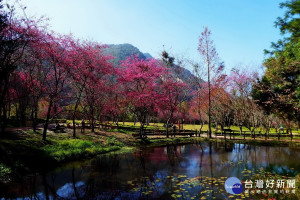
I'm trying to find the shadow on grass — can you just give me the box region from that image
[0,137,58,182]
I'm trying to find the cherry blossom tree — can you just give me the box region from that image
[190,86,208,133]
[158,77,189,137]
[118,55,165,138]
[28,31,72,140]
[229,69,259,135]
[66,40,113,136]
[0,2,41,133]
[105,82,129,129]
[81,52,113,133]
[159,50,191,137]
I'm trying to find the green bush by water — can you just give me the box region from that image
[43,139,121,162]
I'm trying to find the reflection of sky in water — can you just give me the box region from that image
[15,192,49,200]
[56,181,85,198]
[2,142,300,199]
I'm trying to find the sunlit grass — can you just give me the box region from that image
[61,120,299,135]
[117,122,300,134]
[43,139,121,162]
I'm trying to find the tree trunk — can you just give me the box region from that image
[139,123,144,139]
[91,118,95,132]
[1,103,7,134]
[166,120,170,138]
[239,125,243,135]
[116,118,119,130]
[0,77,9,134]
[199,121,204,136]
[72,118,77,137]
[31,103,38,133]
[72,101,80,138]
[43,99,53,141]
[208,63,212,139]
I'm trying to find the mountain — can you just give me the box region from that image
[105,43,147,66]
[143,53,153,59]
[104,43,196,84]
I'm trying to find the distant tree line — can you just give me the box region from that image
[0,0,298,141]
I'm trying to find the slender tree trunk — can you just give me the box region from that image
[72,80,86,137]
[139,123,144,139]
[91,117,95,132]
[72,117,77,136]
[33,108,38,132]
[72,168,80,199]
[0,77,10,134]
[220,124,224,135]
[42,173,50,200]
[1,103,7,134]
[239,125,243,135]
[166,119,170,138]
[7,101,11,118]
[116,118,119,130]
[43,99,53,141]
[31,105,38,133]
[208,58,212,139]
[199,121,204,136]
[72,99,81,138]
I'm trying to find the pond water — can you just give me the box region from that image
[1,142,299,199]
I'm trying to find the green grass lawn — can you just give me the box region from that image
[0,129,128,181]
[115,122,299,134]
[62,120,299,135]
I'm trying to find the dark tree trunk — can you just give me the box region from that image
[43,99,53,141]
[166,119,170,138]
[139,124,144,139]
[91,118,95,132]
[116,118,119,130]
[0,77,9,134]
[72,99,81,138]
[239,125,243,135]
[31,103,39,133]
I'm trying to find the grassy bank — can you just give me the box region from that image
[0,129,132,182]
[1,126,300,183]
[138,137,210,147]
[139,135,300,149]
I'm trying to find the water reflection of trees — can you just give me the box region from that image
[2,142,300,199]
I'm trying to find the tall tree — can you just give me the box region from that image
[252,0,300,125]
[197,27,223,138]
[0,2,37,133]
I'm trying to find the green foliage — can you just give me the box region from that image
[0,163,11,181]
[43,139,121,162]
[253,41,300,121]
[275,0,300,40]
[66,119,81,125]
[253,0,300,122]
[107,136,114,145]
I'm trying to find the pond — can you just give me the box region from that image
[0,141,299,199]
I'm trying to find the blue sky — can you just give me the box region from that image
[21,0,284,73]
